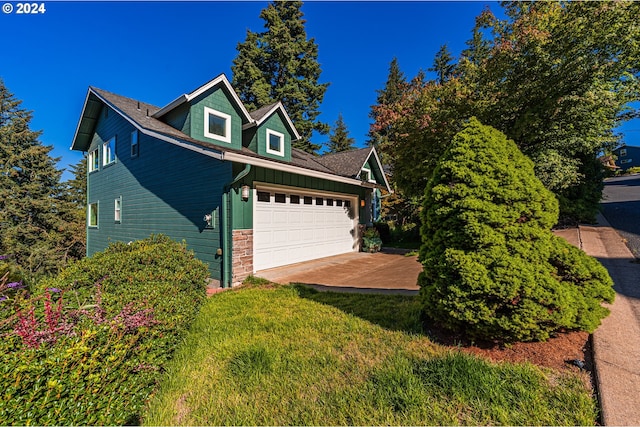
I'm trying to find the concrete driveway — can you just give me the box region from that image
[255,250,422,295]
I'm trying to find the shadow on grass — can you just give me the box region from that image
[293,284,424,335]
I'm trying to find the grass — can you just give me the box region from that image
[142,283,597,426]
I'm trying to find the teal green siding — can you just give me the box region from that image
[162,103,190,134]
[189,86,244,150]
[86,106,232,279]
[250,112,293,162]
[232,166,368,229]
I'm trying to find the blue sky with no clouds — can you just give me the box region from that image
[1,1,638,181]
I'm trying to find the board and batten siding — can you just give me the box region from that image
[231,165,368,230]
[86,105,231,280]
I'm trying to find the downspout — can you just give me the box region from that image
[221,164,252,288]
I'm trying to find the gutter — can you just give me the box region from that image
[221,164,252,288]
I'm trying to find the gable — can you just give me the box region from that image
[188,84,248,150]
[245,109,293,162]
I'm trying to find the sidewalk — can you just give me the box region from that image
[555,213,640,426]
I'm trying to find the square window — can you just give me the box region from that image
[103,137,116,166]
[131,130,139,158]
[290,195,300,204]
[88,202,98,227]
[344,200,351,208]
[204,107,231,143]
[316,197,324,206]
[336,200,343,207]
[304,196,313,205]
[620,148,628,157]
[88,149,99,172]
[266,129,285,156]
[257,191,271,202]
[327,198,334,206]
[114,197,122,222]
[275,193,286,203]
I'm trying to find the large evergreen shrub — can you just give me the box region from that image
[419,118,614,342]
[0,235,209,425]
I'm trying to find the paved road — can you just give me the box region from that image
[601,175,640,258]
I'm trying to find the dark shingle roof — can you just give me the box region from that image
[315,148,373,178]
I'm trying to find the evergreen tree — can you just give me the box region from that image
[428,44,456,84]
[367,57,407,147]
[419,118,614,342]
[326,113,355,153]
[232,0,329,153]
[0,80,76,278]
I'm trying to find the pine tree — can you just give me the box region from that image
[326,113,355,153]
[0,80,75,278]
[367,57,407,147]
[232,1,329,153]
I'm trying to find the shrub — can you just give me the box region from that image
[0,235,209,425]
[419,118,615,342]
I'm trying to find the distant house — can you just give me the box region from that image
[612,145,640,171]
[71,74,390,287]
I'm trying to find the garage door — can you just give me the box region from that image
[253,187,358,271]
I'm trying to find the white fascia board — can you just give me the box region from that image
[152,74,254,124]
[87,88,224,161]
[223,151,374,188]
[70,88,93,151]
[367,147,392,193]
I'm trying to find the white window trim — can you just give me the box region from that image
[88,148,99,172]
[361,166,376,183]
[204,107,231,143]
[88,202,99,228]
[114,197,122,223]
[620,148,627,157]
[131,130,139,158]
[266,128,285,156]
[102,137,116,166]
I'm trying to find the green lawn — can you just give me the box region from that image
[142,282,597,426]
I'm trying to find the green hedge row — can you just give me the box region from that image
[0,235,209,425]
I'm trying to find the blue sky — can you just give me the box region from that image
[2,1,638,181]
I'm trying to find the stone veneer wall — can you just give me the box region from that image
[232,229,253,287]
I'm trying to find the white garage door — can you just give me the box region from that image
[253,187,358,271]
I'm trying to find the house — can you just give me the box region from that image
[71,74,390,288]
[612,145,640,171]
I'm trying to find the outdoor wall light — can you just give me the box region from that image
[241,185,250,201]
[360,199,365,207]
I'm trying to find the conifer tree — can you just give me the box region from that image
[0,80,76,278]
[327,113,355,153]
[367,57,407,147]
[428,44,456,84]
[232,0,329,153]
[419,118,615,342]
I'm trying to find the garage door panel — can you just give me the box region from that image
[254,188,357,271]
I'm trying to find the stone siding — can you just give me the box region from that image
[232,229,253,286]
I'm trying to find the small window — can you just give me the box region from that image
[257,191,271,202]
[336,200,343,207]
[344,200,351,208]
[620,148,627,157]
[103,137,116,166]
[290,195,300,204]
[304,196,313,205]
[204,107,231,143]
[131,130,139,158]
[88,202,98,227]
[275,193,286,203]
[327,198,334,206]
[266,129,285,156]
[88,149,99,172]
[114,197,122,222]
[316,197,324,206]
[621,159,633,164]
